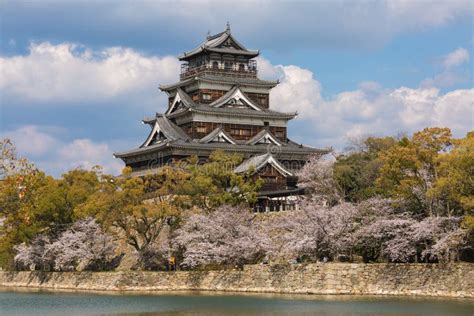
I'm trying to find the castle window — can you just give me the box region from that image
[275,131,285,138]
[263,176,278,183]
[202,93,211,100]
[196,126,207,133]
[212,61,219,69]
[231,128,251,136]
[238,63,245,71]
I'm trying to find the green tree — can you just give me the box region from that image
[0,139,47,267]
[0,139,107,268]
[334,136,397,202]
[429,131,474,223]
[76,167,180,263]
[176,151,263,211]
[376,127,452,215]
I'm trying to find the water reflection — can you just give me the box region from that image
[1,288,472,316]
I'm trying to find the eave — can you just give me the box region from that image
[159,76,278,92]
[166,106,297,120]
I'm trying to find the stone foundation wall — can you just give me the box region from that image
[1,263,473,298]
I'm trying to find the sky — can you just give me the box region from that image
[0,0,473,176]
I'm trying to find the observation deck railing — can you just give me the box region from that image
[180,60,257,80]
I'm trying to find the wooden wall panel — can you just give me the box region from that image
[246,92,269,109]
[181,122,287,142]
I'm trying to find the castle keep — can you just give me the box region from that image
[115,25,329,211]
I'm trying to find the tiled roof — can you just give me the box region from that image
[115,139,329,159]
[178,27,258,61]
[166,88,196,114]
[138,115,190,148]
[209,86,264,111]
[234,153,293,176]
[156,116,190,141]
[198,127,237,144]
[204,47,258,56]
[159,87,294,119]
[245,129,284,146]
[170,140,327,154]
[166,103,297,120]
[159,75,278,91]
[114,141,170,157]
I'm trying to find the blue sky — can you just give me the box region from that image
[1,1,473,176]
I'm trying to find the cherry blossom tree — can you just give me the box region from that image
[354,198,467,262]
[412,217,467,262]
[173,205,269,268]
[14,234,54,271]
[48,218,117,271]
[14,218,118,271]
[275,199,358,262]
[297,154,342,206]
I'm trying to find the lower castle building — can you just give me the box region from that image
[114,24,329,211]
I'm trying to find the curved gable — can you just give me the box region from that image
[199,127,237,144]
[210,86,263,111]
[234,153,293,177]
[166,89,194,114]
[246,130,283,146]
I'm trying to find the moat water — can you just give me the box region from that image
[0,288,472,316]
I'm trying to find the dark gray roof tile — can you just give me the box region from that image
[178,28,258,60]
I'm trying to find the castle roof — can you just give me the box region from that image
[160,86,296,120]
[234,153,293,177]
[140,115,190,147]
[210,85,263,111]
[178,25,259,61]
[198,127,237,144]
[245,129,284,146]
[159,74,278,92]
[115,116,329,159]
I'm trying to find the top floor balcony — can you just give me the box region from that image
[180,59,257,80]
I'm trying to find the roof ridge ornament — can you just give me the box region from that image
[226,21,231,33]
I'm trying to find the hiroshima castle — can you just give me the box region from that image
[115,24,329,211]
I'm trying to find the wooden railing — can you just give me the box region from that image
[180,62,258,80]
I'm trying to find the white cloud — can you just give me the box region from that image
[2,125,57,156]
[420,70,469,88]
[0,42,180,105]
[56,139,123,174]
[264,57,473,148]
[1,125,123,176]
[442,47,470,69]
[421,47,471,88]
[385,0,471,30]
[432,88,474,133]
[269,65,323,119]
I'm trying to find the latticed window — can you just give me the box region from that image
[263,176,278,183]
[275,130,285,138]
[196,126,207,133]
[231,128,251,136]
